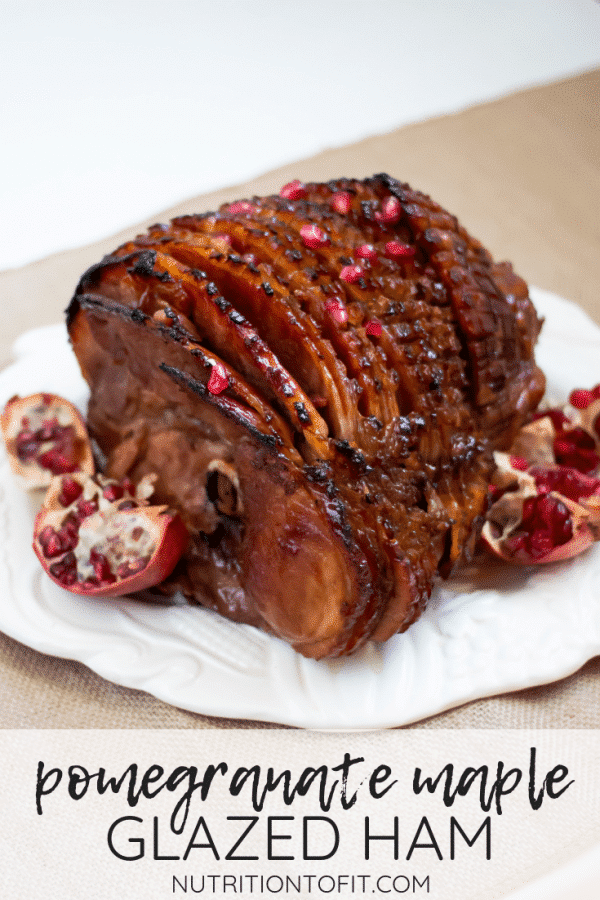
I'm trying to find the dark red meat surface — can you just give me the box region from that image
[67,174,545,657]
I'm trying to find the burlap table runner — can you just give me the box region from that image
[0,69,598,729]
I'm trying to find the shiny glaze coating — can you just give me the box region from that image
[67,175,545,657]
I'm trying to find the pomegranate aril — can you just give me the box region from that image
[339,264,364,284]
[226,200,255,215]
[76,498,99,521]
[90,549,116,584]
[592,384,600,399]
[331,192,352,215]
[356,244,378,263]
[49,552,77,586]
[531,466,600,502]
[325,298,348,325]
[58,477,83,506]
[554,430,600,473]
[102,483,124,502]
[375,196,401,224]
[207,361,229,395]
[365,320,382,337]
[385,240,416,259]
[569,388,594,409]
[38,526,63,558]
[279,180,307,200]
[300,224,329,249]
[509,455,529,471]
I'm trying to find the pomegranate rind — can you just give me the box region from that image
[482,452,600,566]
[1,393,95,489]
[33,472,188,598]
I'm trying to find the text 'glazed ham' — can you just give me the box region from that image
[67,174,545,658]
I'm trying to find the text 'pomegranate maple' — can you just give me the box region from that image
[66,174,545,658]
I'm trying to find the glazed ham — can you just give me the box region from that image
[67,174,545,658]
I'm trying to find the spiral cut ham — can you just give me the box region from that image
[67,174,545,658]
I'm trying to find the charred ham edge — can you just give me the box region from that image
[119,227,358,448]
[68,295,381,658]
[73,250,329,460]
[67,293,300,463]
[166,219,361,444]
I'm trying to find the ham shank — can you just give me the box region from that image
[67,174,545,658]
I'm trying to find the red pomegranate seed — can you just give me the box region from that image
[365,320,382,337]
[331,192,352,215]
[280,180,307,200]
[76,498,98,521]
[554,429,600,473]
[49,552,77,586]
[300,224,329,249]
[339,264,364,284]
[226,200,255,215]
[207,361,229,395]
[592,384,600,399]
[531,466,600,501]
[41,393,53,406]
[385,240,416,259]
[102,483,125,502]
[38,526,63,558]
[90,549,115,584]
[356,244,378,263]
[58,477,83,507]
[375,196,401,224]
[325,298,348,325]
[509,455,529,471]
[569,388,594,409]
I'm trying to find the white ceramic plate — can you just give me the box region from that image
[0,287,599,729]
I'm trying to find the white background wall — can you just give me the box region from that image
[2,0,600,270]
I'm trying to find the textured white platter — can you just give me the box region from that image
[0,287,599,729]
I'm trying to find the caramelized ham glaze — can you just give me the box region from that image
[67,174,545,657]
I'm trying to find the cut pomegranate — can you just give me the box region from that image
[1,393,95,489]
[481,452,600,565]
[529,388,600,475]
[33,472,188,597]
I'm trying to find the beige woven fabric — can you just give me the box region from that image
[0,70,598,729]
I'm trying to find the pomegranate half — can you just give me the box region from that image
[1,392,94,489]
[33,472,188,597]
